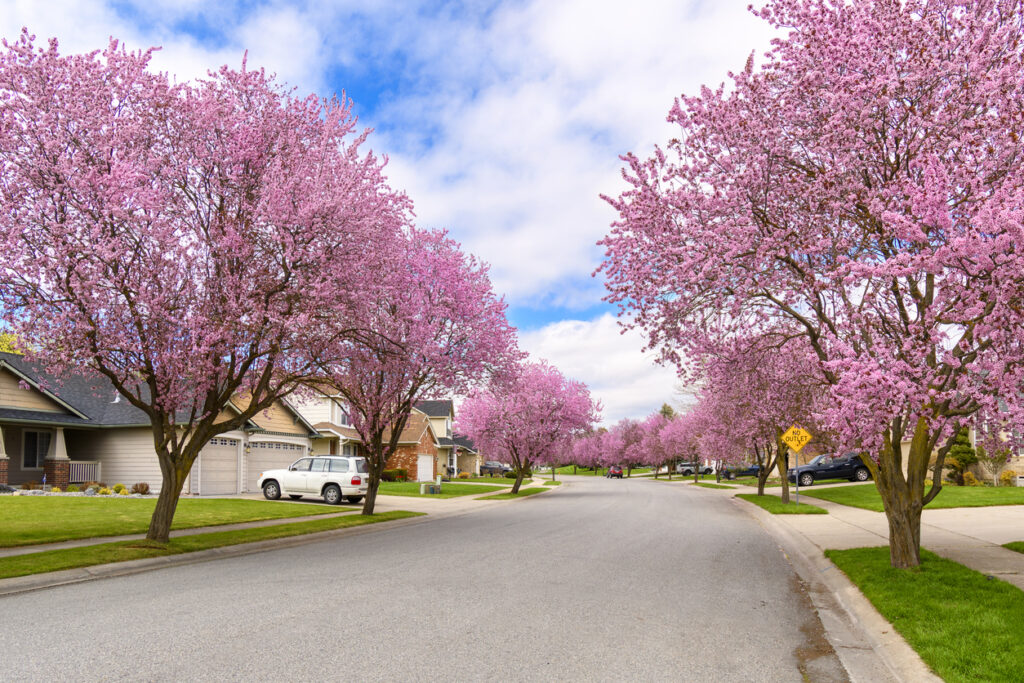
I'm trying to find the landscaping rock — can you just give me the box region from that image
[0,483,15,493]
[83,487,97,496]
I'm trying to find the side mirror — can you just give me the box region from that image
[289,466,296,471]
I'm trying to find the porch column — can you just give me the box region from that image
[0,424,8,485]
[44,427,70,489]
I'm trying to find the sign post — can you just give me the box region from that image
[780,425,813,505]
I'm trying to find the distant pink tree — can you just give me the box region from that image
[320,228,519,514]
[600,1,1024,567]
[458,361,600,493]
[0,33,408,542]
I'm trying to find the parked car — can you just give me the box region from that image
[722,463,762,480]
[258,455,368,505]
[788,452,871,487]
[676,461,714,476]
[481,461,513,477]
[607,465,624,478]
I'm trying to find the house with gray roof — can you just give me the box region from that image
[0,352,317,494]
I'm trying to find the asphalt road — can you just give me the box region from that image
[0,476,849,682]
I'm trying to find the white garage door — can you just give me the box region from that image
[194,438,239,495]
[246,442,305,492]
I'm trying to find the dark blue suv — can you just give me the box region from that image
[788,453,871,487]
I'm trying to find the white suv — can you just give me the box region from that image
[258,455,369,505]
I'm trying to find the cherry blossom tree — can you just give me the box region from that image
[318,228,519,514]
[0,33,409,542]
[600,1,1024,567]
[458,361,600,493]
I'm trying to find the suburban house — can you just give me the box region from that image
[292,390,480,481]
[0,352,317,494]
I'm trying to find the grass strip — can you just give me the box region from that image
[696,482,735,490]
[0,510,422,580]
[1004,541,1024,555]
[455,477,521,485]
[736,493,827,514]
[543,481,562,486]
[377,482,505,498]
[476,487,546,500]
[0,497,344,548]
[826,547,1024,683]
[801,484,1024,512]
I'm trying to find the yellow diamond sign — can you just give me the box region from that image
[781,425,812,453]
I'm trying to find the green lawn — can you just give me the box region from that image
[477,487,546,500]
[377,482,505,498]
[695,482,735,490]
[554,466,606,476]
[0,510,422,580]
[827,547,1024,682]
[1005,542,1024,555]
[543,480,562,486]
[0,497,346,548]
[455,476,521,485]
[800,484,1024,512]
[736,493,827,514]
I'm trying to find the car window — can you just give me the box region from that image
[290,458,312,471]
[311,458,329,472]
[354,458,369,474]
[329,459,349,473]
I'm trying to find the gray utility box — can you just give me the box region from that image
[1017,475,1024,488]
[419,483,442,495]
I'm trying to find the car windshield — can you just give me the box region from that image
[354,458,369,474]
[808,455,828,466]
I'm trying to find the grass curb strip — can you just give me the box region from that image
[736,493,827,514]
[0,510,422,580]
[476,487,546,500]
[826,547,1024,682]
[800,484,1024,511]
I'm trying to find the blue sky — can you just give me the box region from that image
[1,0,774,422]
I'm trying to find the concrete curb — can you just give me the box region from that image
[719,491,941,683]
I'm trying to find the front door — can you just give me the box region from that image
[417,454,434,482]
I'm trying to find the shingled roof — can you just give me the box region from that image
[414,399,453,418]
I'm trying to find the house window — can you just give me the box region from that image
[446,418,452,437]
[331,400,351,426]
[342,443,356,457]
[22,430,52,470]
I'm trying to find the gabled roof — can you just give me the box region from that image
[414,399,453,418]
[452,433,477,454]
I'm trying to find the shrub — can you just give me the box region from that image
[50,486,61,493]
[65,484,80,492]
[382,469,408,482]
[112,483,126,493]
[98,487,112,495]
[118,488,130,495]
[395,468,408,481]
[21,481,40,491]
[1000,470,1018,487]
[130,482,151,495]
[457,472,471,479]
[81,481,99,490]
[962,471,983,487]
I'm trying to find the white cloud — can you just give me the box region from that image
[519,313,691,425]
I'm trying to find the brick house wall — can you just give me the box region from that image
[386,429,438,480]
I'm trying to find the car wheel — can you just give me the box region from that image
[854,467,871,482]
[798,472,814,487]
[288,494,302,500]
[262,480,281,500]
[703,468,712,475]
[346,496,363,504]
[323,484,342,505]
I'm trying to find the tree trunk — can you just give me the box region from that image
[146,461,189,543]
[868,417,939,568]
[511,470,525,494]
[551,465,556,482]
[777,439,791,504]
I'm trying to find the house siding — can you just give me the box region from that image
[73,428,165,491]
[290,394,331,425]
[0,368,67,413]
[386,430,438,479]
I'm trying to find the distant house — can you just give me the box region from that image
[0,352,317,494]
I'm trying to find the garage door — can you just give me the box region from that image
[193,438,239,495]
[246,442,306,492]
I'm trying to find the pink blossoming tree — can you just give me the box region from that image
[458,361,600,493]
[0,33,408,542]
[318,228,520,514]
[600,1,1024,566]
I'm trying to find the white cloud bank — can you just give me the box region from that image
[519,313,695,425]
